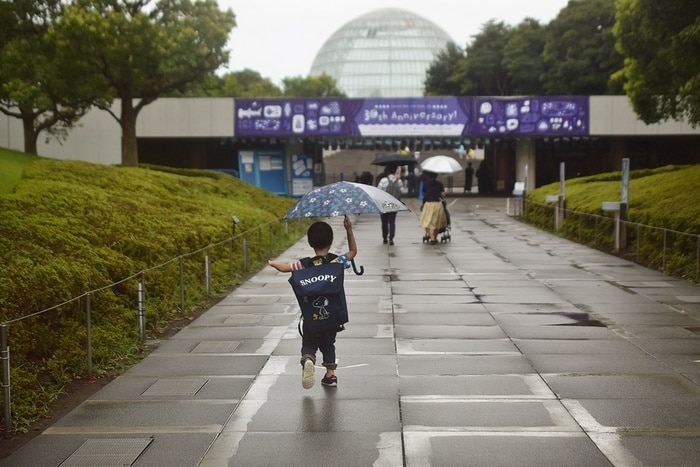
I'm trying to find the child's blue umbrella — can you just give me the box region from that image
[284,181,410,275]
[284,181,409,219]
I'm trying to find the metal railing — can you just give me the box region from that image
[0,216,312,436]
[512,199,700,283]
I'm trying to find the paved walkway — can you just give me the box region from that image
[3,197,700,466]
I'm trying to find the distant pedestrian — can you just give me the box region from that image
[464,162,474,194]
[419,171,447,245]
[406,167,416,197]
[377,164,403,245]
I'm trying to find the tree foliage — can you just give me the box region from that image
[424,0,626,97]
[424,42,465,96]
[541,0,623,95]
[459,21,512,95]
[50,0,236,166]
[0,0,95,154]
[613,0,700,126]
[281,73,346,98]
[503,18,546,95]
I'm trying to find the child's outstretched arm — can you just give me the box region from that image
[268,259,292,272]
[344,215,357,261]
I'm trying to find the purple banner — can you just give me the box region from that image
[355,97,471,136]
[473,96,588,136]
[234,96,588,138]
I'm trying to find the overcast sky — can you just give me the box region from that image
[218,0,571,86]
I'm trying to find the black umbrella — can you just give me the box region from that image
[370,152,414,166]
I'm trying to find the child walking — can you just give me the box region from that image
[268,215,357,389]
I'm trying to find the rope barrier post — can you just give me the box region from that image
[229,238,234,281]
[179,256,185,311]
[1,323,11,438]
[86,293,93,381]
[137,277,145,342]
[205,248,211,297]
[243,233,249,272]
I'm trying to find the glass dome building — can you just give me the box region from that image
[309,8,454,98]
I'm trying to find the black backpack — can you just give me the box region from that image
[288,254,348,334]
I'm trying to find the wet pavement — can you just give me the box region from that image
[3,197,700,466]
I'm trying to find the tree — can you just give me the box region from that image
[0,0,95,154]
[281,73,346,98]
[221,69,282,97]
[613,0,700,126]
[503,18,547,95]
[51,0,236,166]
[171,69,283,97]
[541,0,623,95]
[457,21,512,96]
[424,42,465,96]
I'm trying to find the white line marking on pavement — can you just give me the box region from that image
[562,400,642,466]
[198,356,289,467]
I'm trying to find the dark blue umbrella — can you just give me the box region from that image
[284,181,409,219]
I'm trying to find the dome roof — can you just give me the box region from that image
[309,8,454,98]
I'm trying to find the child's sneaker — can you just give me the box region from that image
[321,375,337,387]
[302,359,315,389]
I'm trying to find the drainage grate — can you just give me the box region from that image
[191,341,241,353]
[142,378,207,396]
[60,438,152,466]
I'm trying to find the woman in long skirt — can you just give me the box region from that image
[419,171,447,245]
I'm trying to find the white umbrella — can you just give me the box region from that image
[420,155,463,174]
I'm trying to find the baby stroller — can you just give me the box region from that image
[422,198,451,243]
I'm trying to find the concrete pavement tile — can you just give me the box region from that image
[513,339,643,355]
[401,400,577,430]
[1,433,217,467]
[398,355,535,375]
[394,325,507,339]
[245,398,400,432]
[51,399,236,428]
[394,312,496,326]
[619,435,700,467]
[397,303,488,314]
[405,432,611,467]
[219,432,402,467]
[85,375,255,401]
[628,337,700,354]
[123,355,268,377]
[396,338,518,355]
[527,352,675,374]
[572,398,700,429]
[399,375,553,398]
[542,374,700,399]
[172,325,279,340]
[499,324,618,339]
[600,312,700,326]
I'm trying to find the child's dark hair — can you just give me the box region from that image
[307,221,333,250]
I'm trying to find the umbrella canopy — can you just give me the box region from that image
[284,181,409,219]
[420,155,462,174]
[371,152,414,166]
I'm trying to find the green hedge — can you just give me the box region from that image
[0,158,304,432]
[524,165,700,283]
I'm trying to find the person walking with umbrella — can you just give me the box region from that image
[419,171,447,245]
[377,164,403,245]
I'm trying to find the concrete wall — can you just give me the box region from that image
[589,96,700,136]
[0,98,235,164]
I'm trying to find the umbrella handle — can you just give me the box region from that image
[351,259,364,275]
